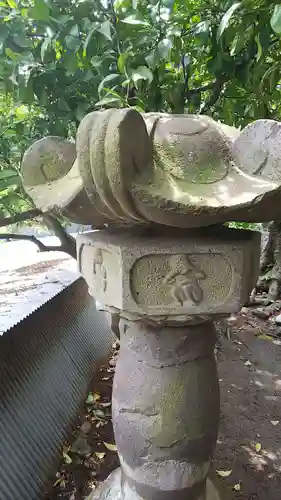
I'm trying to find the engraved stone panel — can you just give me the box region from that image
[78,241,123,310]
[131,253,232,309]
[77,227,261,319]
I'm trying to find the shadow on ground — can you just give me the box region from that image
[215,315,281,499]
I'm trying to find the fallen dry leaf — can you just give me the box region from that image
[53,476,64,487]
[257,334,272,341]
[94,409,106,418]
[233,482,241,491]
[216,469,232,478]
[86,393,94,404]
[62,451,72,464]
[103,442,117,452]
[255,442,262,453]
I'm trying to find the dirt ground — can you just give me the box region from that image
[46,309,281,500]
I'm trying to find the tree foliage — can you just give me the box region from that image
[1,0,281,226]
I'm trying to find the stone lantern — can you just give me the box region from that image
[21,110,281,500]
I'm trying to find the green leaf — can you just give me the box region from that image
[65,52,78,75]
[117,51,133,74]
[230,32,245,56]
[14,104,29,118]
[0,169,18,180]
[10,67,18,85]
[98,20,112,41]
[121,15,149,26]
[13,34,31,48]
[83,28,96,54]
[132,66,153,83]
[0,25,9,44]
[41,38,52,62]
[271,5,281,35]
[7,0,17,7]
[255,34,262,62]
[76,106,86,121]
[0,175,20,190]
[5,47,21,61]
[65,25,80,51]
[30,0,50,21]
[58,97,70,111]
[193,21,210,35]
[98,74,120,94]
[91,55,102,67]
[217,2,241,40]
[95,96,122,107]
[157,39,172,60]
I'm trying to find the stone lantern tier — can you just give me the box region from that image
[78,227,259,326]
[21,111,281,230]
[77,226,260,500]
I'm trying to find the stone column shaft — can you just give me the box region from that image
[113,320,219,500]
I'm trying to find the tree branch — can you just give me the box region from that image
[0,233,66,253]
[42,214,77,259]
[188,82,217,94]
[0,209,42,228]
[0,211,76,258]
[109,0,121,55]
[199,78,226,114]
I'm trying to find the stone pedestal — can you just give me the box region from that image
[77,227,260,500]
[104,320,219,500]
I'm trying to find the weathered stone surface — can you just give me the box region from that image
[275,313,281,325]
[88,321,223,500]
[87,468,223,500]
[21,137,107,226]
[232,119,281,182]
[77,227,260,323]
[21,110,281,229]
[22,136,79,208]
[114,321,218,498]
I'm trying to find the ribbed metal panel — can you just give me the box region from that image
[0,278,113,500]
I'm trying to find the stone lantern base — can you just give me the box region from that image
[88,468,224,500]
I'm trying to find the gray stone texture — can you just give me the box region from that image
[77,227,260,323]
[89,320,221,500]
[87,468,223,500]
[21,111,281,229]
